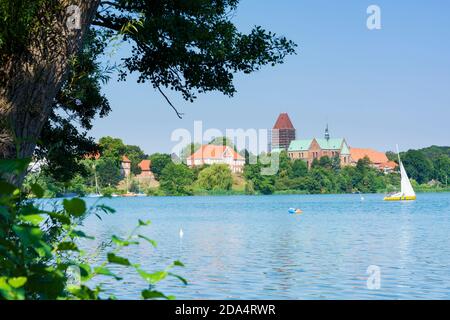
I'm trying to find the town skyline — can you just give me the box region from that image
[89,0,450,155]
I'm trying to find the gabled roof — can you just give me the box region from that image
[350,148,389,164]
[315,138,345,150]
[288,139,313,152]
[341,142,350,155]
[138,159,151,171]
[187,145,244,161]
[122,155,131,163]
[289,138,349,153]
[273,113,295,129]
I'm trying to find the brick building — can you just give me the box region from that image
[271,113,296,151]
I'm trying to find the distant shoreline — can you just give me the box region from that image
[35,188,450,200]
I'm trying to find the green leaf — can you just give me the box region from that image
[63,198,86,217]
[107,253,131,266]
[0,158,30,174]
[12,225,43,247]
[78,264,92,281]
[136,269,168,285]
[96,204,116,214]
[35,241,52,258]
[30,183,44,198]
[94,267,123,280]
[168,272,188,285]
[0,181,17,196]
[138,234,157,248]
[71,230,94,240]
[0,206,10,219]
[138,219,151,226]
[57,242,79,251]
[173,260,184,267]
[19,214,44,225]
[141,290,173,300]
[7,277,27,289]
[111,235,139,247]
[47,212,71,225]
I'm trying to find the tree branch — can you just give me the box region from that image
[156,86,184,119]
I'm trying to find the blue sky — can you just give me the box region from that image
[90,0,450,155]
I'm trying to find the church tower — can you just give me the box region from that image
[325,124,330,141]
[272,113,296,151]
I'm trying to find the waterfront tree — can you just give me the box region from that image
[197,164,233,191]
[401,150,434,184]
[160,163,194,196]
[0,0,296,186]
[290,159,308,179]
[149,153,173,180]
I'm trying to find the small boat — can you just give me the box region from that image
[384,146,416,201]
[86,193,102,198]
[288,208,303,214]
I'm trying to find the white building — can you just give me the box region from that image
[186,145,245,173]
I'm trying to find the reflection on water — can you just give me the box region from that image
[62,193,449,299]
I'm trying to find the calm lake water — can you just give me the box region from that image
[58,193,450,299]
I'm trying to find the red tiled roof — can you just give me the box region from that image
[122,155,131,163]
[84,151,100,160]
[138,159,151,171]
[350,148,389,164]
[187,145,244,161]
[381,161,397,170]
[273,113,295,129]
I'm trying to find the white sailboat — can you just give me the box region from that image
[384,146,416,201]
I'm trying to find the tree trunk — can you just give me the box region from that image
[0,0,100,185]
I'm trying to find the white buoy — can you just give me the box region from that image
[179,228,184,239]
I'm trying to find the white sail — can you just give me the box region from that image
[399,161,416,197]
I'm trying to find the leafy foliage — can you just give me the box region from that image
[33,29,112,183]
[0,0,46,55]
[149,153,173,180]
[401,150,435,184]
[160,163,194,196]
[94,1,297,104]
[180,143,202,164]
[196,164,233,191]
[1,0,296,186]
[0,159,185,300]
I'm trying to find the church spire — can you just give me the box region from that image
[325,124,330,141]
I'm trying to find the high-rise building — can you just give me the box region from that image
[272,113,296,151]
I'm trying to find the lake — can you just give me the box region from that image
[71,193,450,299]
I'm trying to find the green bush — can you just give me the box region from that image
[196,164,233,191]
[0,159,186,300]
[160,163,194,196]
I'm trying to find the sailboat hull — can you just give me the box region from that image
[384,195,416,201]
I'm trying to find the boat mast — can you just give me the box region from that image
[396,144,402,165]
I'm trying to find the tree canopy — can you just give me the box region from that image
[196,164,233,191]
[0,0,297,187]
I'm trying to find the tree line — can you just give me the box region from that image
[25,137,450,197]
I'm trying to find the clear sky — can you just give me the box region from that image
[90,0,450,155]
